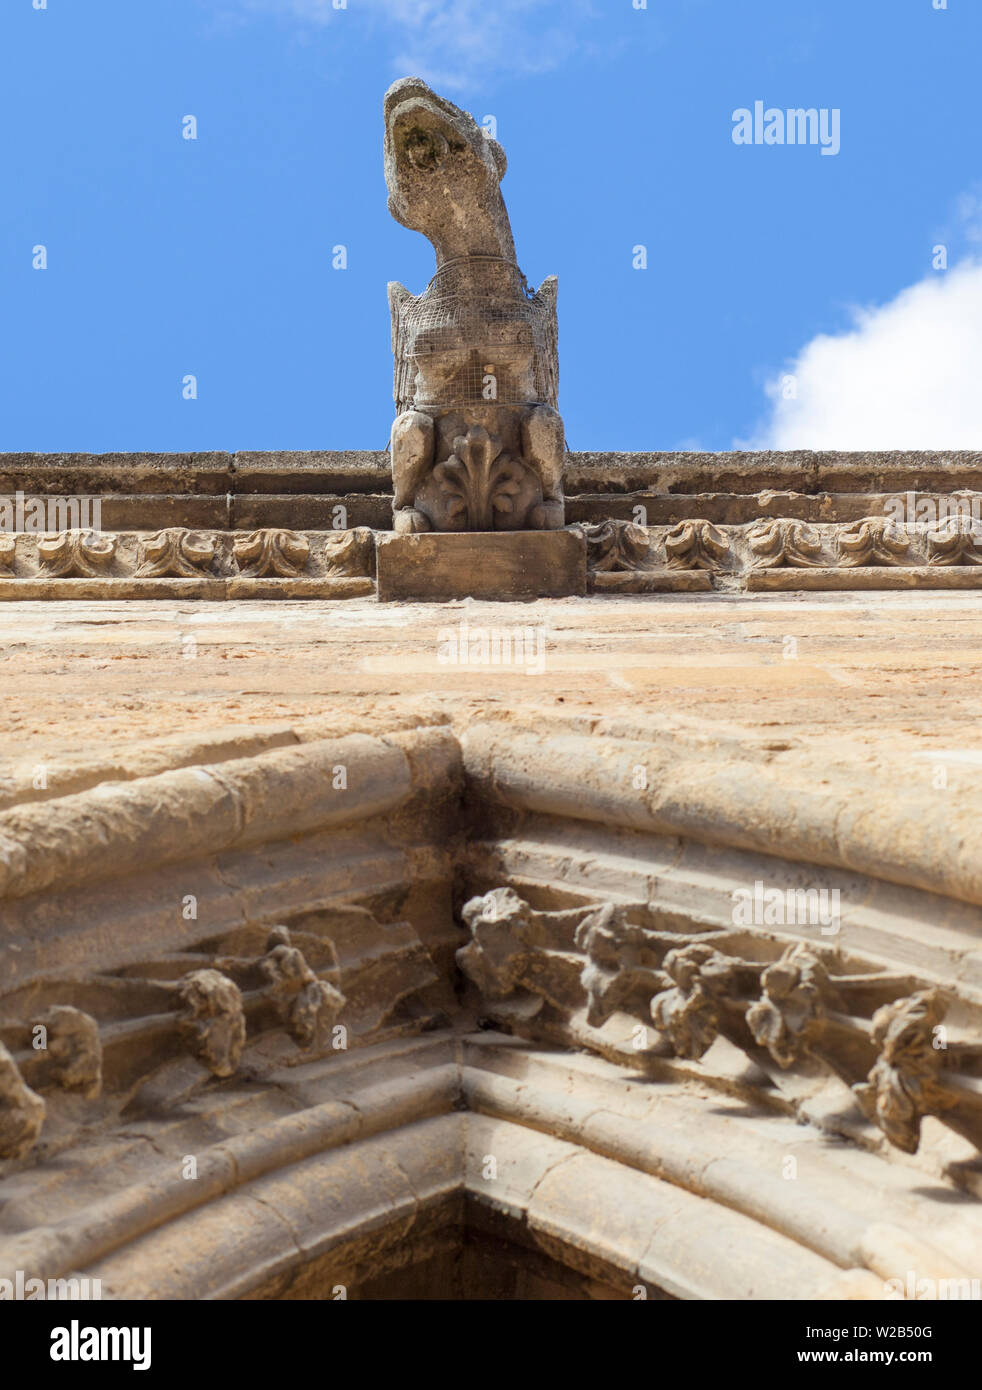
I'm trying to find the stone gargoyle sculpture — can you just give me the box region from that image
[384,78,565,533]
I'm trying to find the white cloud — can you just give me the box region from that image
[219,0,602,89]
[742,257,982,450]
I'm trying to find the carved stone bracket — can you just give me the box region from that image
[178,970,248,1079]
[853,990,954,1154]
[927,517,982,566]
[0,1042,45,1161]
[582,520,654,573]
[257,926,347,1049]
[457,888,586,1019]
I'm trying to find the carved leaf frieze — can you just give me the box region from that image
[136,528,217,578]
[582,520,654,573]
[748,519,825,569]
[664,519,730,571]
[233,529,310,578]
[37,529,117,578]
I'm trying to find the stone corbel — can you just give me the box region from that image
[457,888,587,1020]
[215,926,347,1051]
[178,970,248,1078]
[32,1006,103,1099]
[852,990,963,1154]
[0,1042,45,1161]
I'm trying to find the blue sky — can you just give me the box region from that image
[2,0,980,453]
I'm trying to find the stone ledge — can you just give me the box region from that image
[376,529,587,601]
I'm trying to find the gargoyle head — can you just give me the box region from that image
[384,77,514,261]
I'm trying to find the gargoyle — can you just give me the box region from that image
[384,78,565,533]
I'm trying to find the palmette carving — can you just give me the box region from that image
[748,519,824,568]
[37,529,116,578]
[582,520,653,573]
[837,517,911,567]
[432,427,529,531]
[233,529,310,578]
[385,78,565,532]
[927,517,982,566]
[322,528,375,577]
[664,519,730,570]
[136,528,216,578]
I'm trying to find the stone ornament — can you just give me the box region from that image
[33,1006,103,1098]
[745,944,831,1068]
[258,926,346,1050]
[178,969,248,1079]
[457,888,588,1019]
[136,528,216,578]
[581,520,653,573]
[385,78,565,533]
[37,529,117,577]
[748,519,824,568]
[837,517,910,567]
[664,519,730,570]
[926,516,982,565]
[0,1042,46,1162]
[321,528,375,577]
[233,529,310,579]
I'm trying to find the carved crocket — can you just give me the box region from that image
[384,78,565,533]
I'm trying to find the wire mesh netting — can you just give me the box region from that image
[391,255,558,414]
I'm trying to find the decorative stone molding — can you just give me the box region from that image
[926,517,982,565]
[232,528,310,578]
[748,519,824,568]
[136,527,217,578]
[37,529,117,578]
[837,516,911,567]
[0,528,377,597]
[664,519,730,570]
